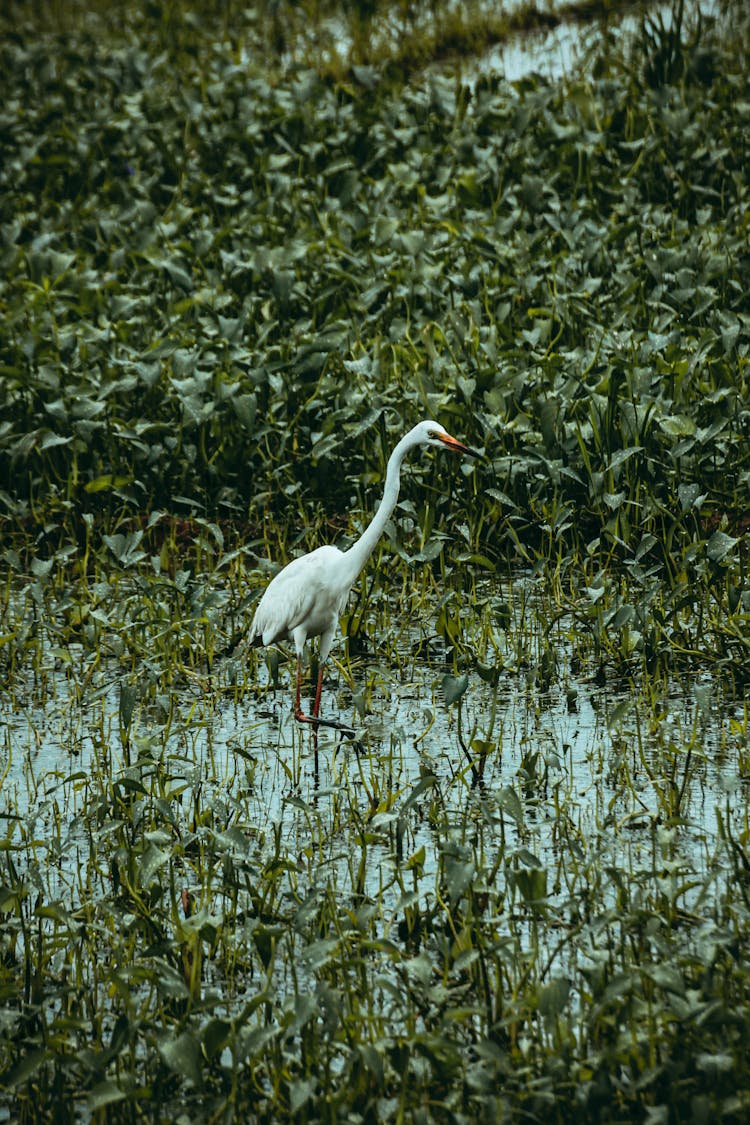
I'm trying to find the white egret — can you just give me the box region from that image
[248,419,476,728]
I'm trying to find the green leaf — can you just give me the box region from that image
[658,414,696,438]
[359,1044,385,1085]
[87,1080,127,1112]
[39,431,73,450]
[285,993,318,1039]
[498,787,524,825]
[103,531,146,567]
[706,530,738,563]
[119,683,137,731]
[415,539,444,562]
[3,1048,46,1088]
[514,864,547,904]
[298,938,338,970]
[139,841,170,885]
[290,1077,316,1113]
[85,474,133,494]
[442,673,468,707]
[202,1018,232,1061]
[607,446,643,472]
[30,556,54,579]
[159,1030,202,1085]
[164,260,193,291]
[677,483,705,512]
[404,951,433,985]
[233,392,257,433]
[444,854,475,901]
[537,976,571,1017]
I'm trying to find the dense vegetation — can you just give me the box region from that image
[1,0,750,1121]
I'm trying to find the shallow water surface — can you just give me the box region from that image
[3,573,746,983]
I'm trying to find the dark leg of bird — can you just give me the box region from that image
[312,665,324,720]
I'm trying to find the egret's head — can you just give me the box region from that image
[413,420,476,456]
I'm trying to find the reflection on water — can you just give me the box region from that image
[275,0,726,86]
[3,571,747,972]
[469,0,724,84]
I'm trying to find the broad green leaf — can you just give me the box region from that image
[159,1030,202,1085]
[498,787,524,825]
[30,557,54,579]
[103,531,146,567]
[706,530,738,563]
[442,673,469,707]
[87,1081,127,1112]
[139,841,170,885]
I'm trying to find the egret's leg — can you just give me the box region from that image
[294,654,313,724]
[312,664,324,720]
[293,659,324,726]
[293,652,354,734]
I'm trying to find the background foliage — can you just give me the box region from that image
[1,0,748,552]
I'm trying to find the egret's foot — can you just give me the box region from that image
[294,708,355,737]
[319,716,356,736]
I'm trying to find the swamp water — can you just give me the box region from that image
[3,570,747,1014]
[474,0,725,84]
[282,0,726,86]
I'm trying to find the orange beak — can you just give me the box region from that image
[436,431,480,457]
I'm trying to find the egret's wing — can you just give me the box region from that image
[250,561,317,646]
[249,546,344,647]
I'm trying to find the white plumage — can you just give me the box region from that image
[248,420,475,727]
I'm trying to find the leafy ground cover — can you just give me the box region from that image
[1,0,750,1120]
[0,0,748,675]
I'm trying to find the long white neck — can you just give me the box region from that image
[338,431,413,588]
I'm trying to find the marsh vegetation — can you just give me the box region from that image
[1,0,749,1120]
